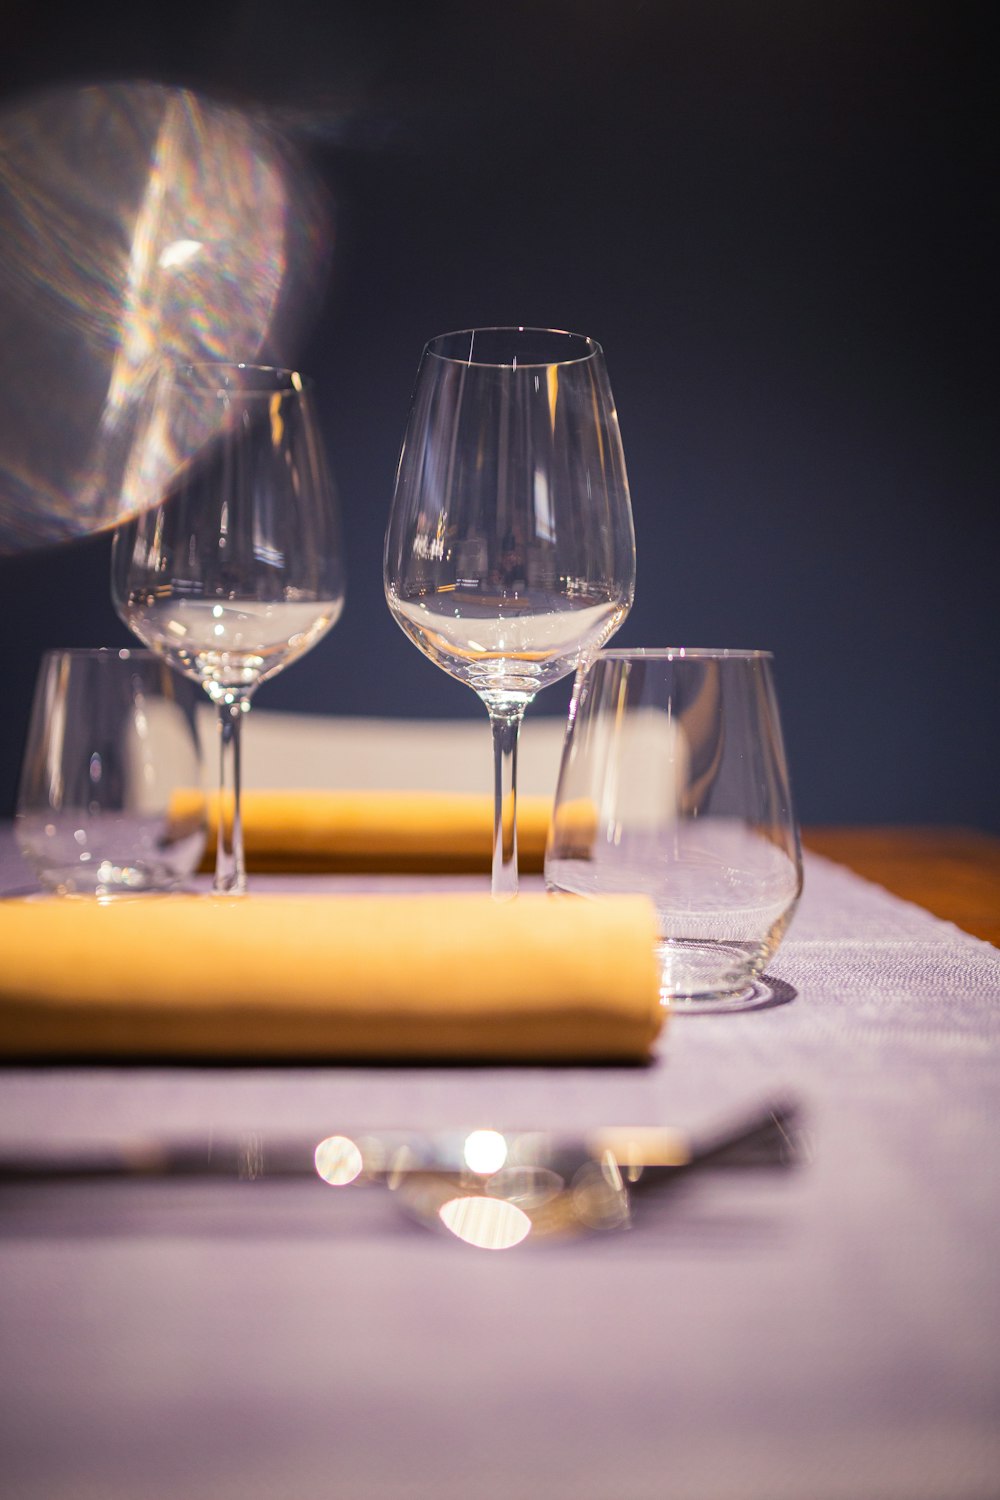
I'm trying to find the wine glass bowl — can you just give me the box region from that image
[112,363,344,893]
[385,328,635,897]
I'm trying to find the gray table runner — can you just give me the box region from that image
[1,838,998,1499]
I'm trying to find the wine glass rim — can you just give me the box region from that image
[424,326,603,368]
[168,362,313,394]
[596,647,774,661]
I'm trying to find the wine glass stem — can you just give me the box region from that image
[489,707,525,901]
[214,694,250,895]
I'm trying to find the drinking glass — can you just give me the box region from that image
[112,363,345,894]
[545,649,802,1010]
[16,648,206,897]
[384,328,635,899]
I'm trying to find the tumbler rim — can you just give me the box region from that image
[167,362,312,395]
[594,647,773,661]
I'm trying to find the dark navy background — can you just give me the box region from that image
[1,2,996,828]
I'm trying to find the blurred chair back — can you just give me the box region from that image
[207,709,568,799]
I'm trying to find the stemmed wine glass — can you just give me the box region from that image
[384,327,635,898]
[112,363,345,894]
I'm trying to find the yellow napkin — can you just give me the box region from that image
[176,789,557,874]
[547,797,601,859]
[0,893,664,1062]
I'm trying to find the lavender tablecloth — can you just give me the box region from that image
[1,829,998,1500]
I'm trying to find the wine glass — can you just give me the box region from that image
[112,363,345,894]
[384,327,635,898]
[16,648,206,897]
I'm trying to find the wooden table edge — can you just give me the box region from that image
[802,826,1000,947]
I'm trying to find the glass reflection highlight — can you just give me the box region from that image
[462,1129,508,1175]
[314,1136,365,1186]
[310,1108,798,1249]
[438,1195,532,1251]
[0,81,330,553]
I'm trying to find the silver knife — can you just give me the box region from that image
[0,1097,801,1186]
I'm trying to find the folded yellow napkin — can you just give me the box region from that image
[0,893,663,1062]
[177,790,557,874]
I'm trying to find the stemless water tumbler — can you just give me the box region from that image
[545,649,802,1010]
[16,648,206,896]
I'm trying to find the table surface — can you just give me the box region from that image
[1,826,998,1500]
[802,825,1000,946]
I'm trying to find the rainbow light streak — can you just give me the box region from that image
[0,82,332,553]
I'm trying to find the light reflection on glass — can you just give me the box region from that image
[353,1134,388,1179]
[462,1128,508,1176]
[438,1195,532,1251]
[237,1133,265,1180]
[386,1143,422,1190]
[314,1135,364,1186]
[484,1165,564,1211]
[570,1159,631,1231]
[0,81,330,553]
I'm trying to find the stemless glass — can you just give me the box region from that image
[545,649,803,1011]
[384,327,635,899]
[112,363,345,894]
[16,648,206,897]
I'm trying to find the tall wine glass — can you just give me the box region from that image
[384,327,635,899]
[112,363,345,894]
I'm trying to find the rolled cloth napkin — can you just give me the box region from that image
[0,893,664,1062]
[176,790,557,873]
